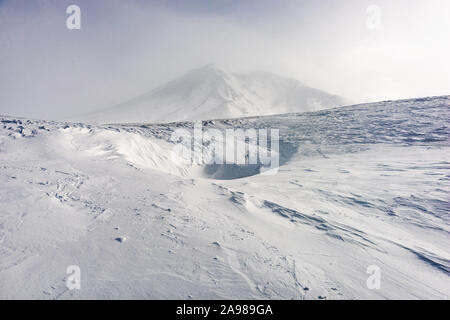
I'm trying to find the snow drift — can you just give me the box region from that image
[1,95,449,299]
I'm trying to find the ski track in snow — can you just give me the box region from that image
[0,96,449,299]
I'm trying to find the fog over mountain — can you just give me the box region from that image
[81,65,346,124]
[1,0,449,120]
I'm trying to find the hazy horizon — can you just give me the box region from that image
[1,0,449,120]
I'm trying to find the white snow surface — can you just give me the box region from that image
[80,65,346,124]
[0,95,449,299]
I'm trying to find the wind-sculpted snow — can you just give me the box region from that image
[0,95,449,299]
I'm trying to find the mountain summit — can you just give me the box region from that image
[82,65,346,124]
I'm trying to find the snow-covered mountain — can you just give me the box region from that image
[81,65,346,124]
[1,96,449,299]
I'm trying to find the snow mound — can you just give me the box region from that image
[55,126,191,176]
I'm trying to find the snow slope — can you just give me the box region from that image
[0,95,449,299]
[81,65,346,124]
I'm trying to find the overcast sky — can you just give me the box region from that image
[0,0,449,119]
